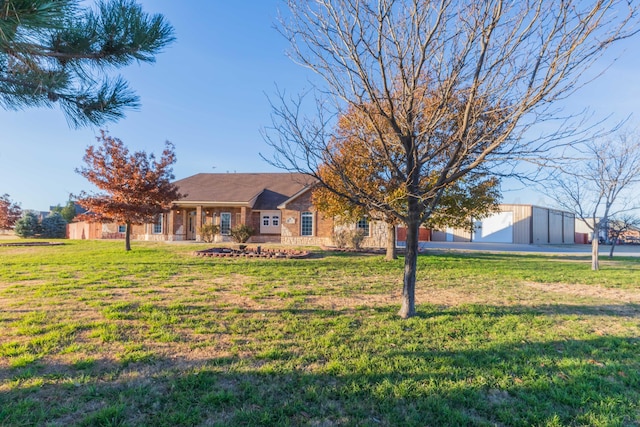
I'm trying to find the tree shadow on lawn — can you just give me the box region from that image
[103,299,640,320]
[417,250,640,264]
[407,302,640,319]
[84,301,640,337]
[1,305,639,426]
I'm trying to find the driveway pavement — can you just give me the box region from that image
[409,241,640,257]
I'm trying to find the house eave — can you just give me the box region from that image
[277,186,313,209]
[172,201,252,208]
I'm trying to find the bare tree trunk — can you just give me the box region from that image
[398,219,419,318]
[398,135,421,318]
[125,222,132,252]
[385,222,397,261]
[591,232,599,270]
[609,236,618,258]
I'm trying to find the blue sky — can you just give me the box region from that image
[1,1,639,211]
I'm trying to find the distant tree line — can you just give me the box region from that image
[14,211,67,238]
[1,196,78,238]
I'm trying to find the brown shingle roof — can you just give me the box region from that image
[173,173,315,210]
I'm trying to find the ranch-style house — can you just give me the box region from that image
[67,172,581,247]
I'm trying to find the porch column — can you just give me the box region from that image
[212,211,219,243]
[196,205,203,242]
[181,209,187,240]
[167,210,175,241]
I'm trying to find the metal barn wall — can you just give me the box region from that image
[448,204,532,243]
[563,212,575,243]
[531,206,575,244]
[531,206,550,244]
[500,204,532,244]
[432,204,574,245]
[549,210,565,244]
[575,218,594,234]
[454,228,471,242]
[431,228,471,242]
[431,230,446,241]
[473,211,514,243]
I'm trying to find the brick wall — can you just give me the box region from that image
[248,211,261,233]
[67,221,102,239]
[280,191,334,246]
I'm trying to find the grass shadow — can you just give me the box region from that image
[1,331,638,426]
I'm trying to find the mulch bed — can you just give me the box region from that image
[195,246,311,259]
[320,245,388,255]
[0,242,65,247]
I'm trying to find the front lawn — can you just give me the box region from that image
[1,241,638,426]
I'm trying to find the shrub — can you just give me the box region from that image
[14,212,41,238]
[199,223,220,243]
[332,229,349,248]
[229,224,254,243]
[349,229,366,250]
[332,228,366,249]
[41,213,67,238]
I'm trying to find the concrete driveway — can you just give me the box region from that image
[410,241,640,257]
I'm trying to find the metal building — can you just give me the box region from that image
[432,204,576,244]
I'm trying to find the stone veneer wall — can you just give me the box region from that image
[280,235,333,246]
[250,236,282,244]
[333,220,389,248]
[361,220,389,248]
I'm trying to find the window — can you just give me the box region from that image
[153,214,163,234]
[301,212,313,236]
[259,211,281,234]
[118,225,126,233]
[356,217,370,236]
[220,212,231,235]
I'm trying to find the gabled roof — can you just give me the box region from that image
[173,173,316,210]
[277,185,314,209]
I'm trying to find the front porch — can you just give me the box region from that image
[164,205,281,243]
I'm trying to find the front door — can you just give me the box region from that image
[187,211,197,240]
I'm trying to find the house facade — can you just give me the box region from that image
[163,173,339,245]
[68,173,580,247]
[68,172,378,246]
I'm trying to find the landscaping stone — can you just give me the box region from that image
[195,246,311,259]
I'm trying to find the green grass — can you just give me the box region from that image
[1,240,639,426]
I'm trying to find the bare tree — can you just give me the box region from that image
[607,215,640,258]
[263,0,639,318]
[550,131,640,269]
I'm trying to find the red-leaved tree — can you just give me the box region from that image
[0,194,22,230]
[76,130,183,250]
